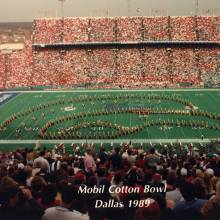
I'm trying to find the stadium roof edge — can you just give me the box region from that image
[33,15,220,20]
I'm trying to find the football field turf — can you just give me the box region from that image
[0,89,220,148]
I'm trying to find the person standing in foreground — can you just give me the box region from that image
[84,148,96,174]
[173,182,207,220]
[42,183,89,220]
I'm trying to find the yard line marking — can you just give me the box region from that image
[2,88,220,94]
[0,138,217,145]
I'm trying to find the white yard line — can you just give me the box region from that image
[2,88,220,94]
[0,138,218,145]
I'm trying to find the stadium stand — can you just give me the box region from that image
[170,17,197,41]
[33,18,63,44]
[90,17,116,42]
[142,48,170,87]
[172,48,200,85]
[197,16,220,41]
[143,16,169,41]
[117,17,142,42]
[64,17,89,43]
[0,16,220,89]
[0,54,6,88]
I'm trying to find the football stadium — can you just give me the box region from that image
[1,16,220,150]
[0,1,220,220]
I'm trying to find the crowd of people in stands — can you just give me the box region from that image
[34,19,63,44]
[33,16,220,43]
[0,41,32,89]
[90,17,116,42]
[0,16,219,89]
[197,17,220,41]
[0,53,5,88]
[5,41,32,88]
[172,48,200,85]
[0,143,220,220]
[143,17,169,41]
[1,46,219,89]
[171,17,197,41]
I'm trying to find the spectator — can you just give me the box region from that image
[0,177,43,220]
[42,183,89,220]
[84,148,96,174]
[33,151,50,173]
[173,182,207,220]
[144,148,160,169]
[135,199,160,220]
[111,147,122,170]
[201,180,220,220]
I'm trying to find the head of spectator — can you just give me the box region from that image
[150,148,156,155]
[41,184,58,208]
[86,175,97,187]
[179,182,195,201]
[99,178,111,195]
[60,183,77,209]
[152,173,162,184]
[73,172,86,185]
[86,148,93,156]
[216,180,220,197]
[115,147,120,154]
[135,199,160,220]
[31,175,47,199]
[13,168,27,186]
[194,177,206,199]
[0,184,20,206]
[112,171,123,185]
[166,171,177,190]
[180,168,188,177]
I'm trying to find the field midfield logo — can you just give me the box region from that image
[62,106,76,111]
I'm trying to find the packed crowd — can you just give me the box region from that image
[64,18,89,43]
[0,16,220,89]
[0,41,32,89]
[0,143,220,220]
[117,17,142,42]
[170,17,197,41]
[32,47,219,88]
[5,41,32,88]
[197,17,220,41]
[143,17,169,41]
[33,49,63,86]
[0,53,5,88]
[199,48,220,82]
[33,16,220,44]
[142,48,171,87]
[172,48,200,85]
[33,19,63,44]
[90,17,116,42]
[1,46,220,89]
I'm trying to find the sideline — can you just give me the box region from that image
[1,88,220,94]
[0,139,217,145]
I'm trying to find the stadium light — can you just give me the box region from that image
[58,0,66,18]
[126,0,132,15]
[195,0,199,16]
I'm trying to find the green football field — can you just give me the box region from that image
[0,89,220,148]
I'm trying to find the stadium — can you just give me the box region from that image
[0,1,220,219]
[0,16,220,150]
